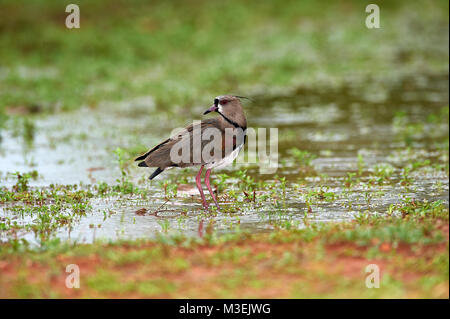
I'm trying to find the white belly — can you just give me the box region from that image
[206,143,243,170]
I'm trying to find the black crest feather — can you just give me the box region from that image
[234,95,252,101]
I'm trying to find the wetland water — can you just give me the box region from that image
[0,72,448,245]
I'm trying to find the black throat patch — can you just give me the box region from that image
[217,112,246,130]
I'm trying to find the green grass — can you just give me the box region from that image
[0,198,447,298]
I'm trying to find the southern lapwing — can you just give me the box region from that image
[135,95,247,210]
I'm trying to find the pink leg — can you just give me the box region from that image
[205,169,220,210]
[198,219,204,238]
[195,165,208,209]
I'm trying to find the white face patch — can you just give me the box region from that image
[215,96,224,113]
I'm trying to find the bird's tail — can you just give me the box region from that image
[138,161,148,167]
[149,167,164,180]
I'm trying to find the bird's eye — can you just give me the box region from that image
[220,100,228,105]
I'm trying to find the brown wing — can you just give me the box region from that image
[138,118,224,168]
[135,138,170,161]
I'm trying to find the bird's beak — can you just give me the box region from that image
[203,105,218,115]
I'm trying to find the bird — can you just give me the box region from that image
[135,95,247,210]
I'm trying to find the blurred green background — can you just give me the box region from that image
[0,0,448,116]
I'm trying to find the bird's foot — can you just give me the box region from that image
[212,201,220,211]
[201,201,221,213]
[201,201,209,210]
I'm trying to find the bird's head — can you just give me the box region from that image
[203,95,248,129]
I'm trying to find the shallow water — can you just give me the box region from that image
[0,72,449,245]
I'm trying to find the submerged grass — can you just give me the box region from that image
[1,126,448,246]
